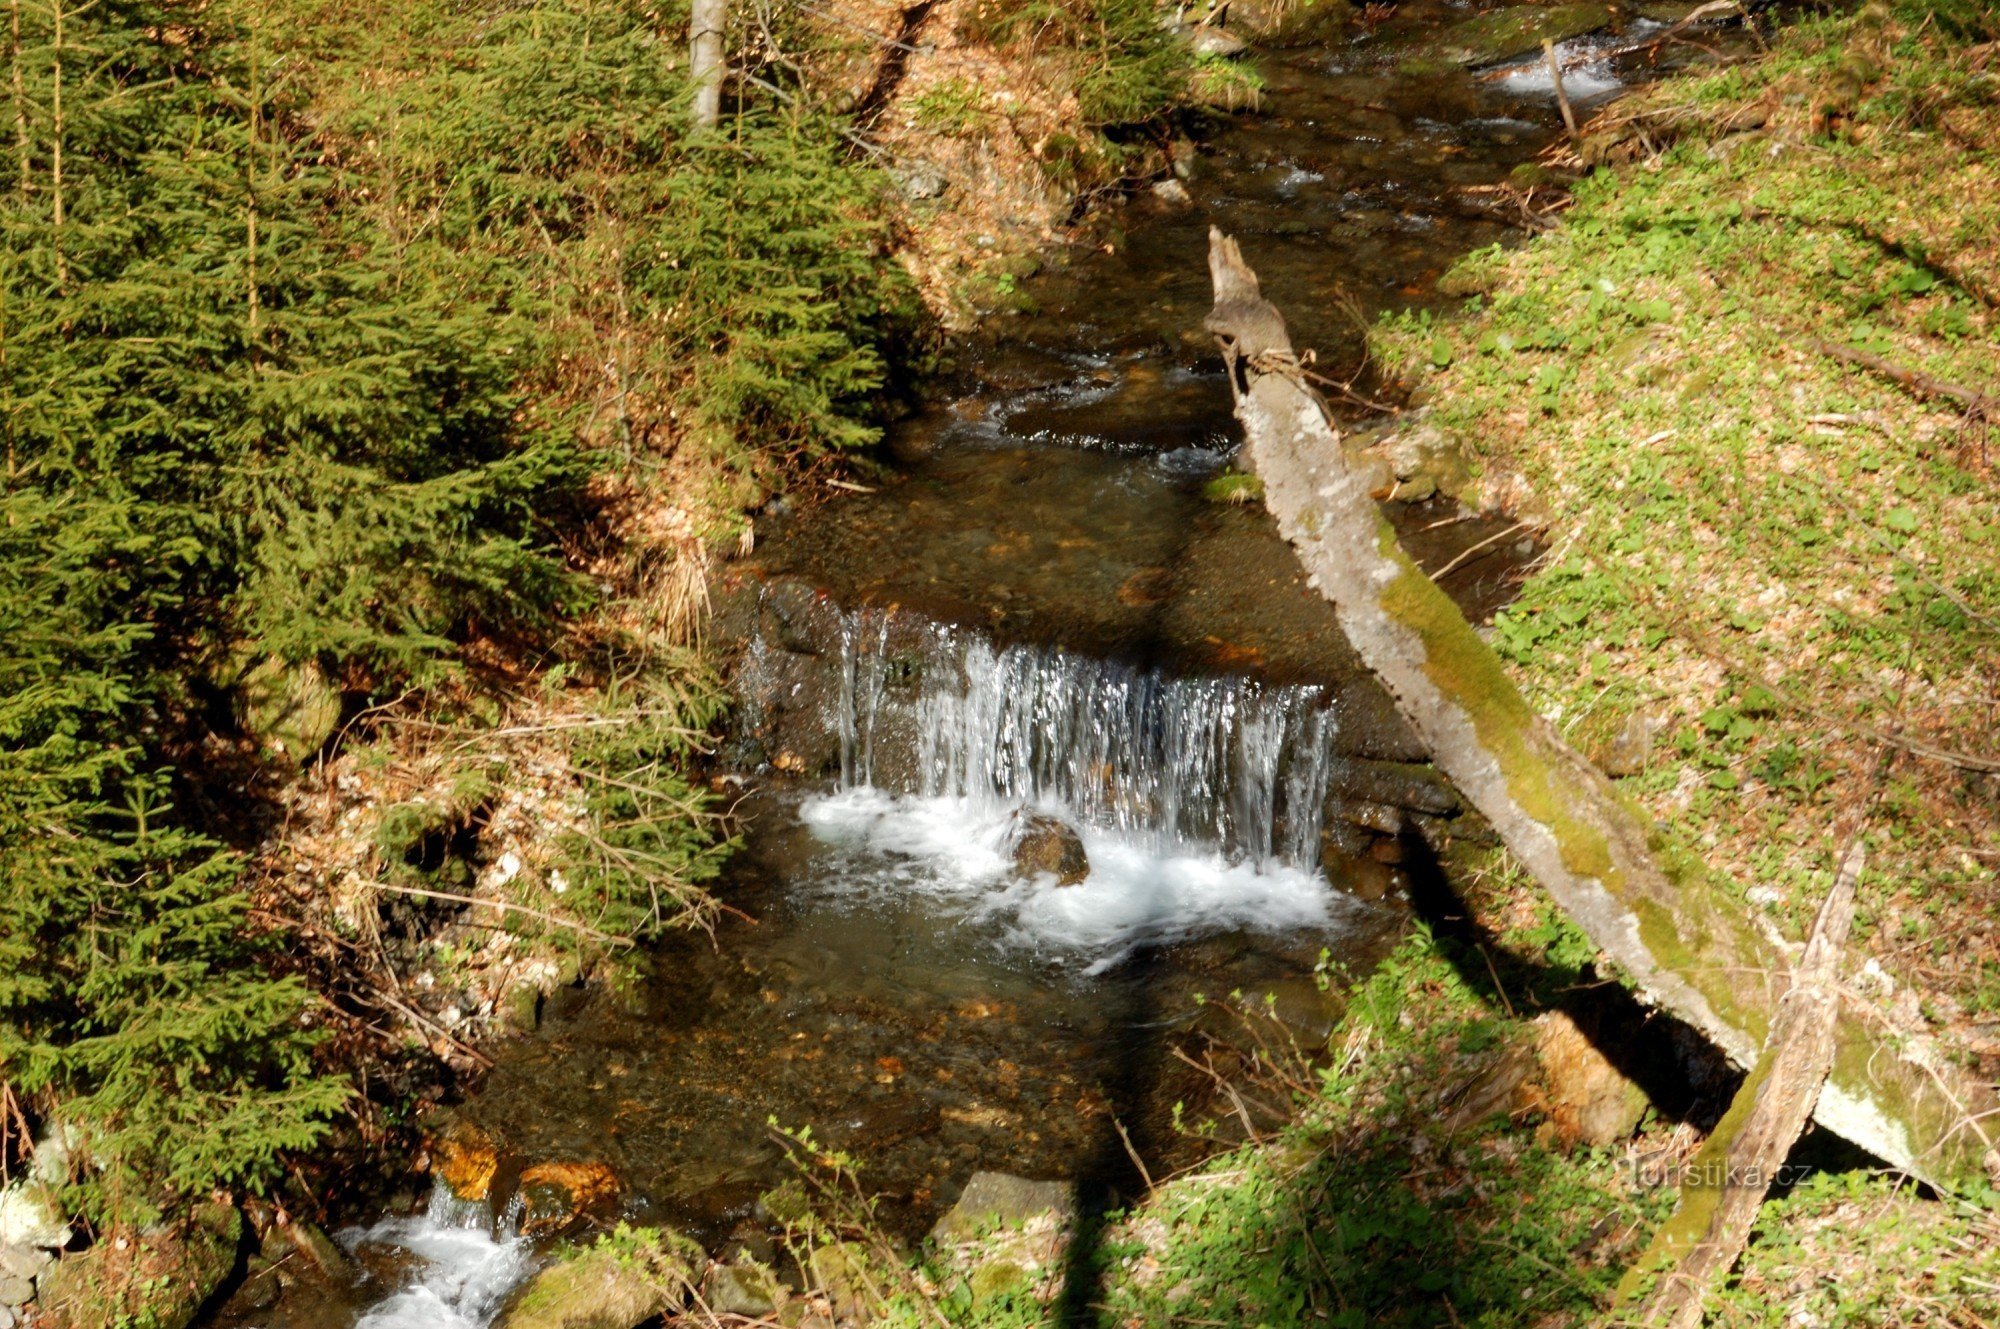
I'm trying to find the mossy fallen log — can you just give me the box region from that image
[1204,227,1997,1187]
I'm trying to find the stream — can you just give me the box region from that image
[235,6,1743,1325]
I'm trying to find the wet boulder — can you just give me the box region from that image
[1429,3,1617,67]
[432,1123,501,1203]
[1006,813,1089,886]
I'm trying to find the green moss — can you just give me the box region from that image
[1372,520,1619,887]
[1201,470,1266,504]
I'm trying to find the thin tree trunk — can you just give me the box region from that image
[49,0,63,285]
[10,0,30,199]
[1203,226,1998,1188]
[689,0,726,130]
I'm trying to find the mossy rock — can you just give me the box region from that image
[1428,3,1617,67]
[1230,0,1357,46]
[495,1228,699,1329]
[967,1257,1030,1301]
[930,1173,1075,1242]
[37,1203,244,1329]
[234,654,343,761]
[807,1241,881,1323]
[1202,471,1266,505]
[703,1258,785,1317]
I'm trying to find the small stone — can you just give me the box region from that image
[1595,709,1662,778]
[0,1247,50,1282]
[1343,801,1404,836]
[1150,178,1193,208]
[1185,24,1249,58]
[1007,813,1089,887]
[892,163,948,201]
[0,1275,32,1307]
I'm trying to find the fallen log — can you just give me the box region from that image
[1203,226,1998,1186]
[1621,840,1863,1328]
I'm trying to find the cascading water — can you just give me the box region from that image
[795,606,1359,973]
[340,1188,533,1329]
[833,609,1338,867]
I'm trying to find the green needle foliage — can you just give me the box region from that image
[0,0,918,1227]
[0,0,587,1223]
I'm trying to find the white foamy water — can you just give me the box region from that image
[775,604,1366,969]
[800,788,1346,974]
[1493,26,1660,102]
[830,611,1340,867]
[344,1191,533,1329]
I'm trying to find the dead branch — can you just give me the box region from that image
[1812,338,1998,419]
[1623,840,1863,1328]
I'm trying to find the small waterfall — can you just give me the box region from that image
[831,609,1337,869]
[345,1185,534,1329]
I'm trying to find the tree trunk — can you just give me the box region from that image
[1204,227,1997,1188]
[689,0,726,130]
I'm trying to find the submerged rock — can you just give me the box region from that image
[1007,813,1089,886]
[1429,3,1617,67]
[518,1161,621,1237]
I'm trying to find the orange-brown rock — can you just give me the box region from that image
[433,1125,499,1202]
[517,1161,621,1236]
[1526,1012,1650,1148]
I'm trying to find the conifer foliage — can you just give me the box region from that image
[1,0,918,1228]
[0,0,582,1222]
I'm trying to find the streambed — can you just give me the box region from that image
[240,8,1752,1326]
